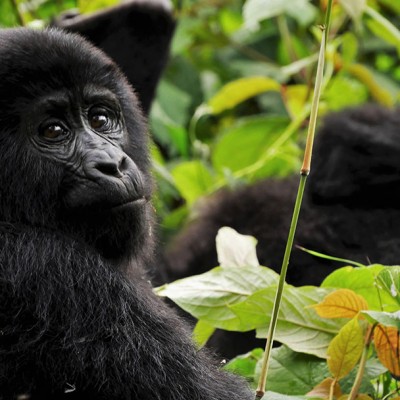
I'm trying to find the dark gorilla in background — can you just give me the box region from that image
[165,105,400,284]
[163,105,400,358]
[0,29,252,399]
[54,0,175,115]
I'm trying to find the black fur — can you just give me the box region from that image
[0,28,251,399]
[164,105,400,357]
[54,0,176,115]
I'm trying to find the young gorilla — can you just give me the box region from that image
[0,29,252,399]
[165,105,400,287]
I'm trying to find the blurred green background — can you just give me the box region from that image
[2,0,399,242]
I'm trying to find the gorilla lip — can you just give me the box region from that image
[110,196,147,210]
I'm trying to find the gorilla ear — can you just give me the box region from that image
[54,0,176,114]
[308,105,400,205]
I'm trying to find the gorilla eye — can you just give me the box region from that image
[39,124,68,140]
[90,113,109,131]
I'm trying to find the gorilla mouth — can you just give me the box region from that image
[110,196,148,210]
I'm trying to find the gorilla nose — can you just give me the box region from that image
[95,156,127,178]
[85,148,133,181]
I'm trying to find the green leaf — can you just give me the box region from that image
[361,310,400,329]
[327,317,364,380]
[212,116,299,181]
[171,161,214,205]
[324,75,368,110]
[322,265,399,311]
[365,6,400,55]
[377,266,400,306]
[225,348,264,384]
[78,0,119,13]
[243,0,316,29]
[208,77,280,114]
[216,227,259,268]
[262,391,305,400]
[261,346,329,395]
[338,0,366,21]
[366,19,400,54]
[193,320,216,348]
[341,32,359,65]
[347,64,400,106]
[339,357,387,394]
[156,265,279,331]
[234,286,346,358]
[155,80,192,127]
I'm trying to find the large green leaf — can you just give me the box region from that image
[225,348,264,386]
[207,77,280,114]
[156,265,279,331]
[171,161,214,205]
[361,310,400,329]
[243,0,316,29]
[236,286,345,358]
[324,75,368,110]
[260,346,328,395]
[212,116,299,181]
[322,265,399,311]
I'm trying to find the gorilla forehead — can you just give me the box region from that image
[0,28,127,107]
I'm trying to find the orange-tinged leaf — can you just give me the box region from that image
[328,317,364,380]
[374,325,400,379]
[313,289,368,319]
[208,77,280,114]
[307,377,342,399]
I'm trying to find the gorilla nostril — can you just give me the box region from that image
[118,156,131,173]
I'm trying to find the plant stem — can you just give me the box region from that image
[9,0,25,26]
[254,2,333,398]
[301,27,326,174]
[348,325,374,400]
[329,378,338,400]
[255,174,307,400]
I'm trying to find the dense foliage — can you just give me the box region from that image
[1,0,399,399]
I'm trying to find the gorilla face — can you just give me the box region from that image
[0,28,153,261]
[26,85,145,210]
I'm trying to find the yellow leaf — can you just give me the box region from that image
[313,289,368,319]
[283,84,310,119]
[208,77,280,114]
[307,377,342,399]
[328,317,364,380]
[374,325,400,379]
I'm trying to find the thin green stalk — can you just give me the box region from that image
[9,0,25,26]
[254,2,333,398]
[255,174,307,400]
